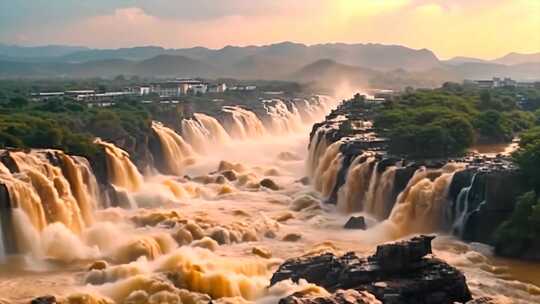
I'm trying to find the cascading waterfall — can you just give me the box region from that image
[387,165,462,237]
[371,166,398,219]
[264,100,304,134]
[222,106,267,139]
[151,122,196,176]
[181,113,231,154]
[450,173,485,238]
[95,139,144,192]
[0,150,100,255]
[9,152,87,234]
[307,128,330,178]
[312,141,344,198]
[336,155,376,213]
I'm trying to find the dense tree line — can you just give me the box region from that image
[494,126,540,258]
[374,83,539,158]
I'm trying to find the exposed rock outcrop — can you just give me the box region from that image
[344,216,366,230]
[271,236,472,304]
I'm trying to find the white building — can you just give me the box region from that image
[208,83,227,93]
[149,79,208,97]
[190,84,208,95]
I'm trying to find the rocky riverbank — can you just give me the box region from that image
[271,235,501,304]
[308,96,531,258]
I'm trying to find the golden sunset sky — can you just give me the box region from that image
[1,0,539,59]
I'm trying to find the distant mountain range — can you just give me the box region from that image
[0,42,538,88]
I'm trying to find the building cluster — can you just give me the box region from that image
[31,79,257,106]
[129,79,229,98]
[466,77,540,89]
[30,90,134,106]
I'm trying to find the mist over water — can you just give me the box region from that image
[0,90,538,303]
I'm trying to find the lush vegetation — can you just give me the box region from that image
[494,191,540,258]
[0,98,152,159]
[374,83,539,158]
[0,78,307,159]
[493,125,540,258]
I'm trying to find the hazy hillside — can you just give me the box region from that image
[451,62,540,81]
[0,42,538,85]
[290,59,376,85]
[133,55,217,77]
[0,43,88,59]
[493,52,540,65]
[291,59,460,90]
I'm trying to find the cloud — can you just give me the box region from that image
[1,0,538,59]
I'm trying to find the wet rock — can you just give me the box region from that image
[280,290,381,304]
[214,175,227,184]
[31,296,56,304]
[283,233,302,242]
[260,178,280,190]
[252,246,272,259]
[291,195,319,211]
[344,216,366,230]
[221,170,238,181]
[372,235,434,271]
[88,260,108,271]
[265,230,277,239]
[276,212,295,222]
[208,227,231,245]
[298,177,310,185]
[271,235,472,304]
[173,228,193,246]
[232,209,249,217]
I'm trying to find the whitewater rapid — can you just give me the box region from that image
[0,95,538,303]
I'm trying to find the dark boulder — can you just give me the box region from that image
[371,235,434,271]
[344,216,367,230]
[271,235,472,304]
[31,296,56,304]
[260,178,280,190]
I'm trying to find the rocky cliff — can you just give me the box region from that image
[308,97,526,252]
[271,236,477,304]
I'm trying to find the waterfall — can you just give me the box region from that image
[387,167,458,236]
[336,155,376,213]
[264,100,304,134]
[95,139,144,192]
[312,141,344,198]
[0,149,101,254]
[181,113,231,154]
[307,128,329,178]
[372,166,398,219]
[151,122,196,176]
[9,151,87,234]
[450,173,485,238]
[222,106,267,139]
[363,165,398,219]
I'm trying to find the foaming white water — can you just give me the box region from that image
[223,106,268,140]
[3,92,539,303]
[181,113,232,154]
[336,154,376,213]
[264,100,304,134]
[152,122,197,175]
[95,139,144,192]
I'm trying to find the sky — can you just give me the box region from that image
[0,0,539,59]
